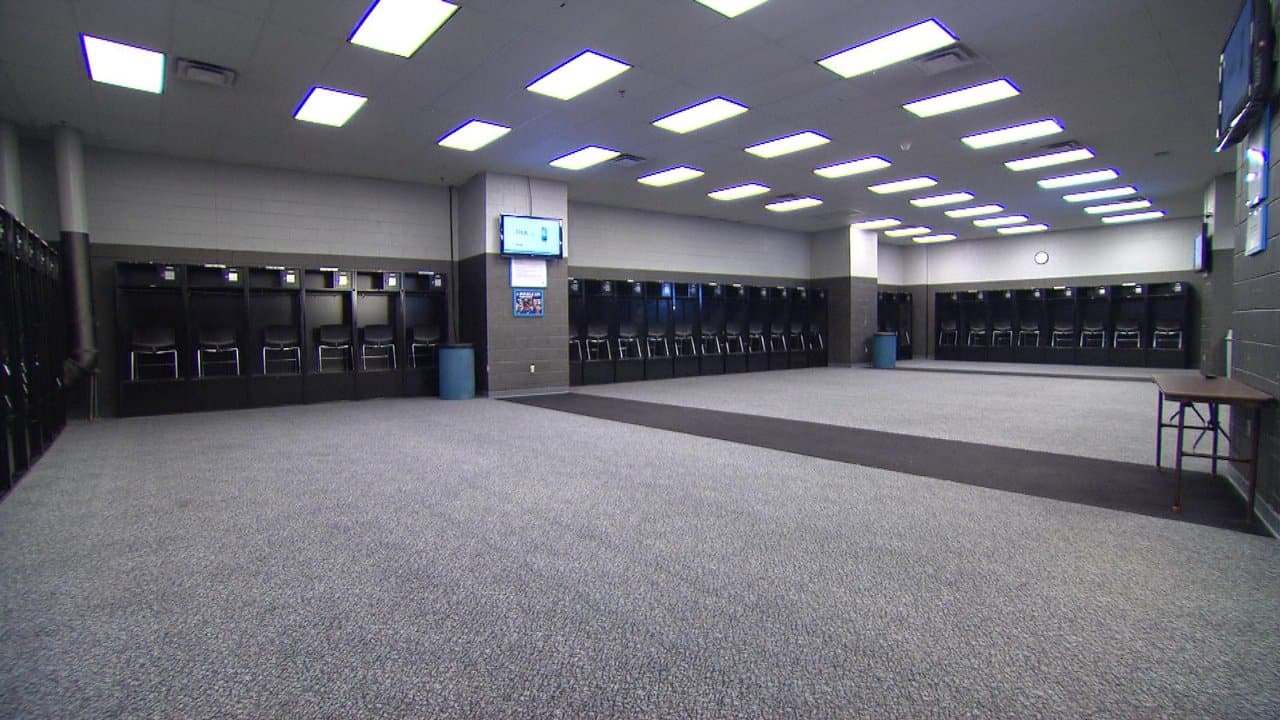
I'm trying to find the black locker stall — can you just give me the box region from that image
[403,272,445,396]
[672,283,700,378]
[934,292,961,360]
[567,278,585,386]
[1044,287,1078,365]
[303,269,356,403]
[248,267,304,407]
[987,290,1016,363]
[116,263,188,416]
[1148,282,1191,368]
[724,284,750,373]
[877,292,914,361]
[1110,283,1147,367]
[698,283,726,375]
[808,288,829,366]
[355,270,403,400]
[958,291,989,362]
[614,280,646,382]
[1013,288,1046,363]
[745,285,771,372]
[1077,286,1111,366]
[2,217,18,488]
[643,281,673,380]
[787,287,810,368]
[583,279,615,385]
[767,287,790,370]
[186,264,249,412]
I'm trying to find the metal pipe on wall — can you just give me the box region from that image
[52,125,98,387]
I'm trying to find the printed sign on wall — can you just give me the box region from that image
[513,288,544,317]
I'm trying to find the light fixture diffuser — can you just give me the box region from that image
[294,87,368,127]
[913,233,957,244]
[1083,199,1152,215]
[349,0,458,58]
[708,183,771,201]
[694,0,769,18]
[653,97,748,134]
[637,166,704,187]
[1037,169,1120,189]
[868,176,938,194]
[973,215,1029,227]
[81,34,165,94]
[817,19,957,79]
[851,217,902,230]
[1100,210,1166,224]
[997,224,1049,235]
[527,50,631,100]
[884,226,931,237]
[549,145,621,170]
[945,204,1004,218]
[1005,147,1095,171]
[745,131,831,158]
[814,156,891,178]
[910,191,974,208]
[437,119,511,150]
[1063,186,1138,203]
[765,196,823,212]
[902,79,1020,118]
[961,119,1064,149]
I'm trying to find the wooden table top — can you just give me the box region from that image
[1152,373,1275,404]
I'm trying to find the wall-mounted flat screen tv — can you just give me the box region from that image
[1216,0,1274,151]
[500,214,564,258]
[1193,225,1211,273]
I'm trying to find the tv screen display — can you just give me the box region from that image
[1217,0,1273,150]
[500,215,563,257]
[1193,227,1211,273]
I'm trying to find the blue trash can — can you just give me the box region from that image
[873,332,897,369]
[438,344,476,399]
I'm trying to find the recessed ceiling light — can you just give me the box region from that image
[527,49,631,101]
[708,183,771,201]
[851,217,902,230]
[1005,147,1095,171]
[902,79,1020,118]
[868,176,938,194]
[1100,210,1166,224]
[294,87,368,127]
[814,156,892,178]
[745,131,830,158]
[945,204,1004,218]
[817,19,957,79]
[765,196,823,212]
[997,223,1049,235]
[1037,169,1120,189]
[637,165,704,187]
[913,233,958,244]
[1063,186,1138,203]
[884,226,931,237]
[973,215,1029,227]
[437,119,511,150]
[81,34,165,94]
[961,119,1064,149]
[694,0,769,18]
[910,191,975,208]
[1083,199,1152,215]
[549,145,621,170]
[349,0,458,58]
[653,96,748,134]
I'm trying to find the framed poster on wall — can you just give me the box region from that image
[1244,108,1269,255]
[513,288,544,317]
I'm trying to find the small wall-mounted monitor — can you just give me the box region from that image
[1216,0,1274,151]
[1193,226,1212,273]
[500,214,564,258]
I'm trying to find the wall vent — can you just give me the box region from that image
[174,58,238,88]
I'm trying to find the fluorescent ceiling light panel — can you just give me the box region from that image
[1005,147,1095,171]
[997,224,1049,235]
[1037,168,1120,189]
[745,131,830,158]
[294,87,368,127]
[1100,210,1166,224]
[81,35,165,93]
[437,119,510,150]
[765,196,823,212]
[637,165,704,187]
[814,156,891,178]
[902,79,1020,118]
[883,226,932,237]
[694,0,769,18]
[549,145,621,170]
[973,214,1029,227]
[527,50,631,100]
[910,191,974,208]
[945,204,1004,218]
[851,217,902,230]
[867,176,938,194]
[913,233,957,244]
[653,97,748,134]
[1083,199,1152,215]
[817,19,957,79]
[349,0,458,58]
[708,183,771,201]
[961,119,1064,149]
[1063,186,1138,203]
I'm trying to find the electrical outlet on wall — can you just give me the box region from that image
[529,363,536,373]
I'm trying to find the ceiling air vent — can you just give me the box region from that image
[174,58,238,88]
[912,44,979,76]
[609,153,646,167]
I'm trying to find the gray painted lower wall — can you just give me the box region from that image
[484,253,569,394]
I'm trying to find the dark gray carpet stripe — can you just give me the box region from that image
[893,365,1155,383]
[508,393,1260,535]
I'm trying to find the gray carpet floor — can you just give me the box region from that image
[2,389,1278,718]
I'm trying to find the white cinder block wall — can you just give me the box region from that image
[83,147,452,260]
